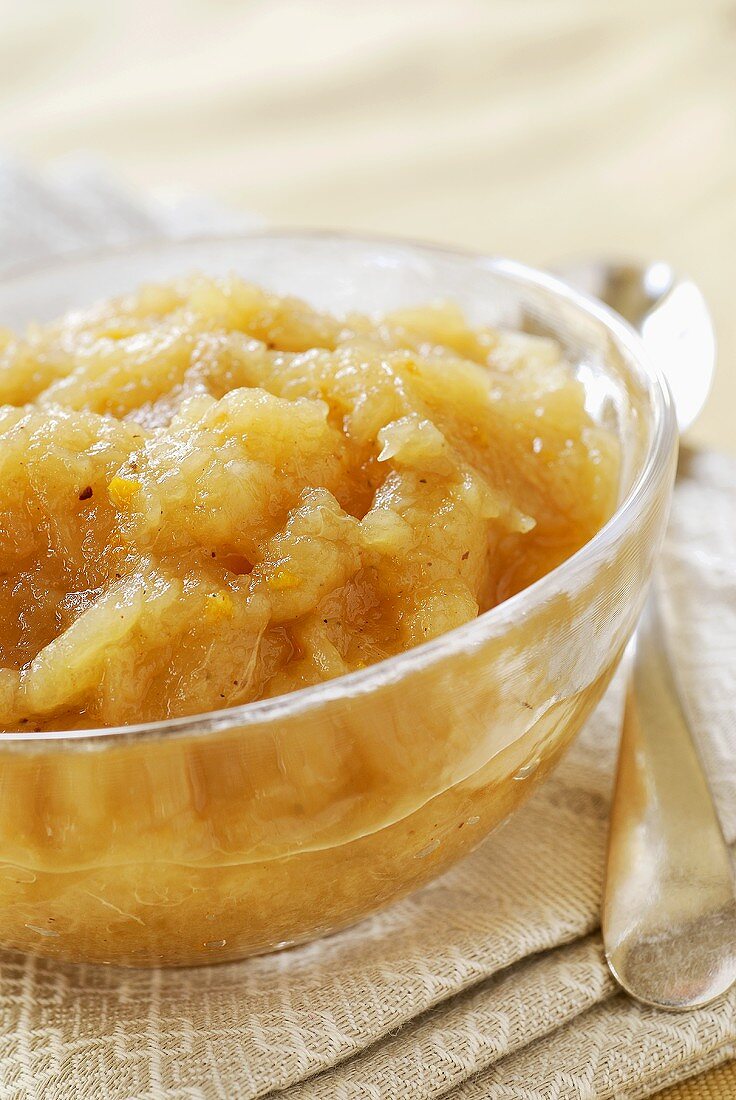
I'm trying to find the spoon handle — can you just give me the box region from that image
[603,585,736,1009]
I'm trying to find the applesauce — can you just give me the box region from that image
[0,275,617,733]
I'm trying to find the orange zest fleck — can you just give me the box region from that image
[205,591,234,620]
[108,476,142,506]
[266,568,301,591]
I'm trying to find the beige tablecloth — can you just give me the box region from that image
[0,172,734,1099]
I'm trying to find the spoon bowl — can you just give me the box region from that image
[556,260,715,432]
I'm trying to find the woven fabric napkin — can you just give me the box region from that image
[0,164,734,1100]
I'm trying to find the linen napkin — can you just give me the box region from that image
[0,156,262,266]
[0,163,734,1100]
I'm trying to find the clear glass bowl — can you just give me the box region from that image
[0,233,677,966]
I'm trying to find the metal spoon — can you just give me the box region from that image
[557,260,736,1010]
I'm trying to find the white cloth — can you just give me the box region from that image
[0,155,261,268]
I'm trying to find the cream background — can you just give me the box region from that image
[0,0,734,452]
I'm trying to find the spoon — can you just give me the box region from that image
[557,260,736,1010]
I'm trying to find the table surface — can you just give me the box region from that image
[0,2,734,1094]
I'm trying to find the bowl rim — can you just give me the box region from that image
[0,228,678,748]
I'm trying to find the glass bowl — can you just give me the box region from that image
[0,232,677,966]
